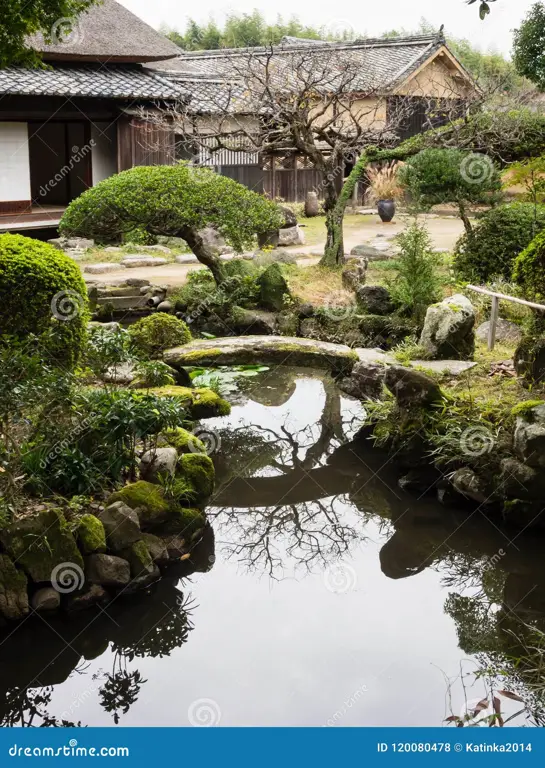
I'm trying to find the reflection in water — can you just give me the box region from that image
[1,367,545,726]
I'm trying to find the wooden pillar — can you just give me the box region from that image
[488,295,500,351]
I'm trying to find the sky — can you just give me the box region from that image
[118,0,536,57]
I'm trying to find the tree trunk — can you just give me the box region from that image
[457,199,474,238]
[180,227,227,285]
[320,182,345,267]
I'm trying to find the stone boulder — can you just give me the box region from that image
[48,236,95,251]
[257,264,291,311]
[119,541,156,578]
[120,256,168,269]
[476,319,522,345]
[139,447,178,484]
[278,226,305,247]
[0,554,29,621]
[384,366,443,408]
[278,205,298,228]
[355,285,393,316]
[500,457,545,500]
[451,467,492,504]
[304,191,320,217]
[350,244,392,261]
[31,587,61,612]
[85,554,131,587]
[197,226,233,256]
[342,259,368,291]
[419,294,475,361]
[98,502,141,552]
[141,533,169,565]
[253,249,299,267]
[0,509,83,584]
[514,336,545,386]
[85,263,125,275]
[65,584,109,612]
[230,308,277,335]
[513,404,545,469]
[338,361,386,400]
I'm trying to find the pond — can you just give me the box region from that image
[1,368,544,727]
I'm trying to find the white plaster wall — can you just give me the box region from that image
[0,122,31,202]
[91,123,118,185]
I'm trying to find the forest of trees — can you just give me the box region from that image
[161,11,532,95]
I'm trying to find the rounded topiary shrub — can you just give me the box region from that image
[513,229,545,299]
[128,314,192,358]
[453,203,545,282]
[0,233,88,365]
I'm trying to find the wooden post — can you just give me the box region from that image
[488,295,500,351]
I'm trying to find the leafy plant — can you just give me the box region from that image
[133,360,176,389]
[0,233,89,366]
[128,314,192,359]
[453,202,545,283]
[513,228,545,300]
[388,223,442,322]
[85,326,134,384]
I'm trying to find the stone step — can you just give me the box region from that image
[95,295,150,310]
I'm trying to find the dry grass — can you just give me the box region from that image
[283,264,351,305]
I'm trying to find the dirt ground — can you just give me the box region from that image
[80,213,466,288]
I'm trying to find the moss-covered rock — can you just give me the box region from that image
[148,386,231,418]
[178,453,215,499]
[157,507,206,537]
[0,509,83,584]
[107,481,171,528]
[141,532,169,564]
[257,263,291,311]
[0,554,29,621]
[77,514,107,555]
[161,427,206,455]
[120,540,155,578]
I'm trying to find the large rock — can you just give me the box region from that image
[257,264,291,311]
[476,319,522,345]
[451,468,492,504]
[106,481,171,528]
[513,404,545,469]
[253,249,298,267]
[384,366,443,408]
[197,226,233,256]
[65,584,109,612]
[120,256,168,268]
[31,587,61,613]
[85,263,126,274]
[164,335,358,374]
[304,191,320,217]
[141,533,169,565]
[85,554,131,587]
[278,226,305,247]
[350,244,393,261]
[342,259,367,291]
[419,294,475,361]
[500,457,545,500]
[514,336,545,386]
[338,361,386,400]
[49,236,95,251]
[98,502,141,552]
[355,285,393,316]
[230,308,277,335]
[0,509,83,584]
[0,554,29,621]
[140,447,178,484]
[278,205,298,228]
[119,541,156,578]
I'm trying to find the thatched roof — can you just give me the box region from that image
[28,0,180,63]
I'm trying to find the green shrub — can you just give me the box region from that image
[59,164,283,252]
[173,262,261,322]
[128,314,192,358]
[123,227,156,246]
[398,148,502,211]
[388,223,442,322]
[513,229,545,299]
[454,203,545,282]
[0,233,88,365]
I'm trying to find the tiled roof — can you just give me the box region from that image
[0,64,188,101]
[149,35,447,95]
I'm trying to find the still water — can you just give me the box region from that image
[1,369,544,727]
